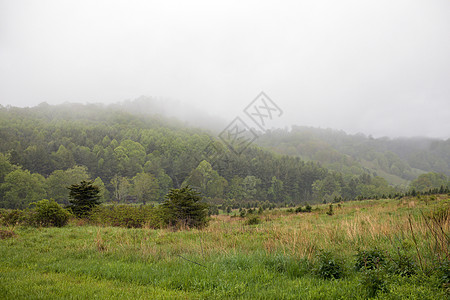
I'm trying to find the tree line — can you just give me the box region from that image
[0,102,447,209]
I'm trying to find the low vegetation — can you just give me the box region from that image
[1,195,448,299]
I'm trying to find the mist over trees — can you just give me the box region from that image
[257,126,450,184]
[0,102,448,209]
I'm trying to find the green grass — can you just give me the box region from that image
[1,196,449,299]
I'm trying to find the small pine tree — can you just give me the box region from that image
[67,181,101,218]
[161,186,209,229]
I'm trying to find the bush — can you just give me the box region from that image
[355,248,386,271]
[30,199,71,227]
[295,206,303,213]
[160,186,209,229]
[90,204,158,228]
[304,204,312,212]
[387,252,417,277]
[0,208,29,226]
[245,215,261,225]
[326,204,334,216]
[314,251,344,279]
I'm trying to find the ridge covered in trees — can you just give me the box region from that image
[0,101,447,209]
[257,126,450,185]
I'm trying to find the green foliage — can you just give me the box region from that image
[257,126,450,183]
[110,175,130,203]
[355,248,386,271]
[410,172,448,193]
[326,204,334,216]
[30,199,71,227]
[67,181,101,218]
[46,166,90,205]
[387,252,417,277]
[90,204,157,228]
[432,259,450,290]
[0,169,46,209]
[245,215,261,225]
[0,209,29,226]
[183,160,227,199]
[295,203,312,213]
[0,196,449,299]
[262,254,310,278]
[314,251,344,279]
[305,203,312,212]
[160,186,209,229]
[239,208,246,218]
[1,102,449,210]
[0,153,17,184]
[359,268,387,298]
[208,204,219,216]
[132,172,159,205]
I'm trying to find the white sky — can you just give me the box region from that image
[1,0,449,138]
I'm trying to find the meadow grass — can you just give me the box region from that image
[1,195,448,299]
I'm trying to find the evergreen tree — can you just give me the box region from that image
[161,185,209,228]
[67,180,101,217]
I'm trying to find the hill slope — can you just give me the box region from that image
[256,126,450,187]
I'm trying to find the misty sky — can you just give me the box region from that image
[1,0,449,138]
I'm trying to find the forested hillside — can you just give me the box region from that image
[0,103,448,208]
[257,126,450,186]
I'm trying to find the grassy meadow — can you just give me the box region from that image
[1,195,449,299]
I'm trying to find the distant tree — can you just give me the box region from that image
[268,176,284,202]
[132,172,159,205]
[410,172,448,193]
[0,169,46,209]
[52,145,75,170]
[67,180,101,218]
[242,176,261,200]
[160,186,209,228]
[46,166,90,205]
[110,174,130,202]
[93,176,109,202]
[183,160,227,198]
[0,153,17,184]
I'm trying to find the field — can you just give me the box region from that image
[1,196,449,299]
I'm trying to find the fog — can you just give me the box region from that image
[1,0,449,139]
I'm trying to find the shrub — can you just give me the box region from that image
[387,252,417,277]
[30,199,71,227]
[304,203,312,212]
[0,208,29,226]
[245,215,261,225]
[90,204,157,228]
[326,204,334,216]
[314,251,344,279]
[355,248,386,271]
[295,204,313,213]
[160,186,209,229]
